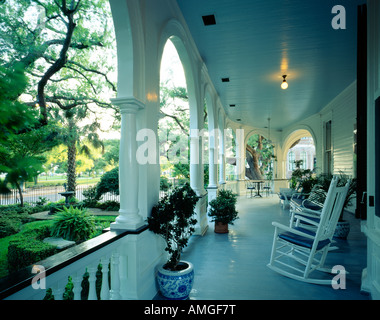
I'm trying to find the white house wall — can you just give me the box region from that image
[320,81,357,177]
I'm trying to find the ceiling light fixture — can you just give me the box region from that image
[281,75,288,90]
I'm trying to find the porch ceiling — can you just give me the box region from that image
[176,0,365,131]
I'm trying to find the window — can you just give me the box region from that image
[288,151,295,171]
[325,120,332,175]
[300,151,307,169]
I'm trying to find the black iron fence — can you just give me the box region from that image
[0,184,119,206]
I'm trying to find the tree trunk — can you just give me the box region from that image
[37,5,78,126]
[245,143,263,180]
[67,141,77,192]
[15,181,24,207]
[227,136,265,180]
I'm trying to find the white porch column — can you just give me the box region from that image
[235,128,245,195]
[190,131,201,194]
[207,129,218,209]
[219,128,226,185]
[208,128,218,188]
[190,129,208,235]
[111,97,145,230]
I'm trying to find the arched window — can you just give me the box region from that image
[300,151,307,169]
[288,151,295,171]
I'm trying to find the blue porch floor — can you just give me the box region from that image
[178,196,369,300]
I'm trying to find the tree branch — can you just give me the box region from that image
[159,111,188,135]
[66,59,116,92]
[37,4,79,125]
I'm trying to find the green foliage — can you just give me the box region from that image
[0,205,31,238]
[208,190,239,225]
[172,163,190,181]
[50,206,95,242]
[309,173,357,221]
[0,218,21,239]
[160,176,172,191]
[0,64,37,143]
[148,183,198,271]
[0,123,61,205]
[0,0,117,192]
[82,185,99,207]
[7,224,56,272]
[95,167,119,199]
[289,160,317,193]
[96,200,119,211]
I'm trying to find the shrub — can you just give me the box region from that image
[82,186,99,207]
[160,176,172,191]
[7,225,56,272]
[0,204,35,215]
[0,210,33,238]
[96,200,120,211]
[8,238,58,272]
[95,167,119,199]
[35,196,48,206]
[0,217,21,238]
[50,206,96,242]
[208,189,239,225]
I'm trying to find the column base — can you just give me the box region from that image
[111,209,146,231]
[110,221,147,231]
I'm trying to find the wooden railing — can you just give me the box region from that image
[0,225,149,300]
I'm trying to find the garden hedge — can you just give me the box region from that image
[7,226,57,272]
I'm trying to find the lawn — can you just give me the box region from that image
[25,175,101,188]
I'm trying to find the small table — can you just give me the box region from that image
[253,180,264,198]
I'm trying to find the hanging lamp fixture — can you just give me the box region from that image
[281,75,288,90]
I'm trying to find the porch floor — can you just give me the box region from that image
[174,195,369,300]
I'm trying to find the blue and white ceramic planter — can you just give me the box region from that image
[157,261,194,300]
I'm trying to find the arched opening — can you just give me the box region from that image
[284,131,316,179]
[225,127,236,180]
[109,0,139,98]
[203,97,209,188]
[246,132,274,180]
[158,39,189,196]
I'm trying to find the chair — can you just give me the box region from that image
[263,180,272,197]
[246,180,255,198]
[267,176,350,285]
[289,185,324,213]
[278,188,295,209]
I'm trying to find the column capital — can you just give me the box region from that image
[111,97,145,114]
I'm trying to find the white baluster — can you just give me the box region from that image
[100,257,110,300]
[110,251,121,300]
[72,273,83,300]
[87,265,98,300]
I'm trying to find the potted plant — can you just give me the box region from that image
[148,183,199,300]
[208,189,239,233]
[335,176,357,239]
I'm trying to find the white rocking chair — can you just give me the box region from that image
[267,176,350,285]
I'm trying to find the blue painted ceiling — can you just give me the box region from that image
[176,0,366,131]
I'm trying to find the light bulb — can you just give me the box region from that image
[281,75,288,90]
